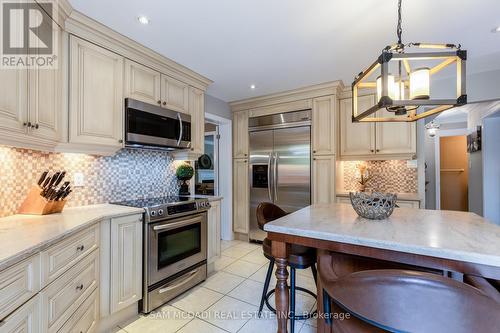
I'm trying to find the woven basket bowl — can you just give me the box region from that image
[349,192,398,220]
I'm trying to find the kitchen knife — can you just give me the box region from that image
[42,175,52,189]
[53,171,66,187]
[37,171,48,186]
[48,172,60,188]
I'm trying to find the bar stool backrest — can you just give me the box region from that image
[256,202,288,231]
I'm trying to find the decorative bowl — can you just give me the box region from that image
[349,192,397,220]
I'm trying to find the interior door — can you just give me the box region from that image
[440,135,468,211]
[273,126,311,213]
[249,130,273,241]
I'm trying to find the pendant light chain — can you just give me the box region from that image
[397,0,403,46]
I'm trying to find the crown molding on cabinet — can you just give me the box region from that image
[64,10,213,92]
[229,80,344,112]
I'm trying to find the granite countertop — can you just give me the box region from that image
[336,191,420,201]
[0,204,144,271]
[264,204,500,268]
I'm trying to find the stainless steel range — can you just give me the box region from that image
[114,196,210,313]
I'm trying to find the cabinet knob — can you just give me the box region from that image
[162,101,167,106]
[33,123,39,129]
[191,148,194,151]
[118,139,124,144]
[76,284,84,291]
[76,245,85,251]
[376,149,380,152]
[370,149,374,153]
[157,100,161,105]
[24,122,32,127]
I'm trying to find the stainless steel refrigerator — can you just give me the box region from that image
[248,110,311,242]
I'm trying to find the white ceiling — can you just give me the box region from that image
[69,0,500,102]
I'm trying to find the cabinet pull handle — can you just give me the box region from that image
[76,284,84,291]
[24,122,32,127]
[76,245,85,251]
[157,100,161,105]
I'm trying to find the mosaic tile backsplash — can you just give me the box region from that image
[343,160,418,193]
[0,147,180,217]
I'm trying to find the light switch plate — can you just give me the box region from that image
[406,160,418,169]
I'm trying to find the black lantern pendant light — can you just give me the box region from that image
[352,0,467,122]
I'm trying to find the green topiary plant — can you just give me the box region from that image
[176,163,194,180]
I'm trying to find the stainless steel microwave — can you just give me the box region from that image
[125,98,191,151]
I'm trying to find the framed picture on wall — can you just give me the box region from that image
[467,126,481,153]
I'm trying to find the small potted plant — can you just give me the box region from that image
[176,163,194,196]
[355,163,372,192]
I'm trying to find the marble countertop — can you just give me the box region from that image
[264,204,500,268]
[0,204,144,271]
[336,191,420,201]
[192,195,223,201]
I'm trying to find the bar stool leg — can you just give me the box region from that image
[323,289,332,325]
[258,259,275,318]
[290,267,296,333]
[311,264,318,286]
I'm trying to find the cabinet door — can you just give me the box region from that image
[233,159,249,234]
[232,111,249,159]
[0,68,28,135]
[207,200,221,263]
[339,96,376,157]
[312,95,336,156]
[336,196,351,204]
[396,200,420,208]
[124,59,161,105]
[110,214,143,314]
[375,109,416,155]
[69,36,124,147]
[189,87,205,155]
[0,294,41,333]
[161,74,189,113]
[312,155,336,204]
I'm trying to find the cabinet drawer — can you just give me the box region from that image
[0,255,40,321]
[0,294,41,333]
[41,250,99,333]
[41,224,99,287]
[58,288,98,333]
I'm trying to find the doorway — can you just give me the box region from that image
[438,135,469,211]
[194,122,219,196]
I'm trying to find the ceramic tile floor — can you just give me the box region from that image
[117,240,317,333]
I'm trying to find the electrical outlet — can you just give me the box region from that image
[406,160,418,169]
[74,172,85,187]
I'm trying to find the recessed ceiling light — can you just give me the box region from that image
[250,84,256,90]
[138,16,150,25]
[492,26,500,33]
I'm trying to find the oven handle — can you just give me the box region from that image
[158,269,200,294]
[176,113,183,146]
[153,217,201,231]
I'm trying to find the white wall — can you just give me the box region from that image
[482,115,500,225]
[205,94,232,120]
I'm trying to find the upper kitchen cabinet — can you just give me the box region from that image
[339,95,376,157]
[0,68,28,136]
[124,59,161,105]
[338,94,416,160]
[161,74,189,114]
[233,110,249,159]
[68,36,124,153]
[312,95,336,156]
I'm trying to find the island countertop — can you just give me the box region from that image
[264,204,500,268]
[0,204,144,271]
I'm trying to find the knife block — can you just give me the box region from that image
[17,186,67,215]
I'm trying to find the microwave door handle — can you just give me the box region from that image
[153,217,200,231]
[267,153,273,202]
[177,113,183,146]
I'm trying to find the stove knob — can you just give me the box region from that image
[158,209,164,216]
[150,210,157,217]
[206,202,211,208]
[200,202,206,208]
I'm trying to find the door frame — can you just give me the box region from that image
[434,128,470,209]
[205,112,233,240]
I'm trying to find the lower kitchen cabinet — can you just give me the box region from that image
[100,214,143,315]
[312,155,336,204]
[233,159,249,234]
[58,288,99,333]
[207,199,222,264]
[0,294,41,333]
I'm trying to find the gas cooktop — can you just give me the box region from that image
[112,195,210,222]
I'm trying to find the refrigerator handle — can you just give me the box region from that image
[267,153,273,202]
[274,152,279,202]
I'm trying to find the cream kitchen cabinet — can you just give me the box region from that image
[339,95,416,160]
[161,74,189,114]
[233,159,249,234]
[233,110,249,159]
[100,214,143,316]
[396,200,420,209]
[124,59,161,105]
[207,199,222,264]
[0,294,41,333]
[312,155,336,204]
[69,35,124,152]
[312,95,336,156]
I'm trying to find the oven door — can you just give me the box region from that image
[125,98,191,149]
[148,213,207,285]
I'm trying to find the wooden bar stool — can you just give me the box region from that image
[256,202,317,333]
[319,265,500,332]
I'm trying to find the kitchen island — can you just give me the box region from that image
[264,203,500,333]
